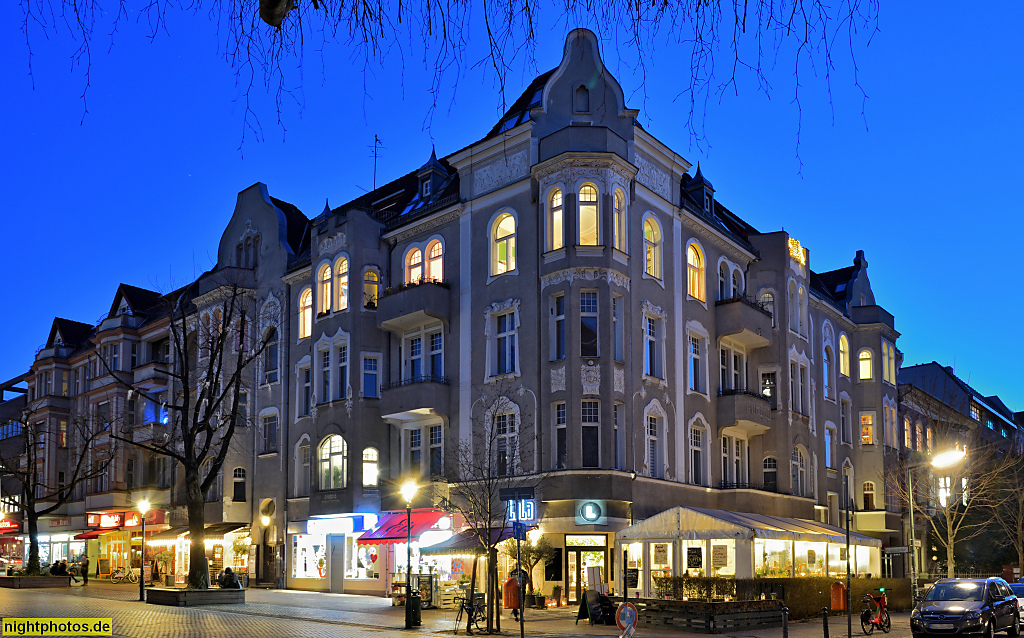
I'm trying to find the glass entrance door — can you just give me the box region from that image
[567,547,607,603]
[568,550,580,603]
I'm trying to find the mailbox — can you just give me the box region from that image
[830,581,847,611]
[503,576,520,610]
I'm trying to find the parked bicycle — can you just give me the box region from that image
[861,588,891,634]
[110,566,139,584]
[454,594,486,634]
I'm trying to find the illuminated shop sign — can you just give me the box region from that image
[574,500,608,526]
[506,499,537,523]
[87,513,124,528]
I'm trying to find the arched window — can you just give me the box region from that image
[718,263,730,301]
[823,346,835,400]
[863,481,876,510]
[788,281,798,332]
[797,287,807,335]
[791,448,807,497]
[644,218,662,279]
[763,457,778,492]
[858,349,873,380]
[264,328,279,384]
[363,270,379,309]
[889,343,897,384]
[298,289,313,339]
[492,213,517,275]
[904,417,913,449]
[574,85,590,112]
[687,244,705,301]
[548,189,564,251]
[406,248,423,284]
[759,292,775,327]
[732,270,742,298]
[426,241,443,282]
[232,468,246,502]
[362,447,379,487]
[319,435,348,490]
[296,441,310,497]
[613,189,626,252]
[839,334,850,376]
[578,184,599,245]
[318,265,332,314]
[645,415,660,478]
[690,424,707,486]
[334,257,349,311]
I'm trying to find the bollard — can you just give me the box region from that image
[782,606,789,638]
[822,607,830,638]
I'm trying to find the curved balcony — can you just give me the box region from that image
[377,279,451,333]
[717,389,772,436]
[715,296,773,349]
[380,375,450,421]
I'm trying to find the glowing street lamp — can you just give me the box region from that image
[401,480,420,629]
[906,448,967,600]
[137,499,150,601]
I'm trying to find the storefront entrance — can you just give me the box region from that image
[565,534,606,604]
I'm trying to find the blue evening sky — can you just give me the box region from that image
[1,2,1021,411]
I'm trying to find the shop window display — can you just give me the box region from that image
[291,534,327,579]
[754,539,792,577]
[681,539,705,577]
[709,540,735,577]
[794,541,827,576]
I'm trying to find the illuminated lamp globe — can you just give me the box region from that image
[931,448,967,469]
[138,499,151,514]
[400,480,419,505]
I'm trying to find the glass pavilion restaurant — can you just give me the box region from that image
[615,507,882,597]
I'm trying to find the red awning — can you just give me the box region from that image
[74,531,103,540]
[357,511,446,545]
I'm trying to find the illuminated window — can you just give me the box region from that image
[317,265,332,314]
[426,240,443,282]
[839,334,850,376]
[904,418,913,449]
[363,270,379,309]
[319,435,348,490]
[687,244,705,301]
[578,184,599,245]
[858,349,873,380]
[970,403,980,421]
[334,257,349,311]
[362,447,379,487]
[548,189,564,251]
[406,248,423,284]
[298,288,313,339]
[613,189,626,251]
[861,413,874,445]
[644,218,662,278]
[492,213,517,275]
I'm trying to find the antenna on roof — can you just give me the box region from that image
[369,135,385,191]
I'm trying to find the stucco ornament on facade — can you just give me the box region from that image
[474,151,528,194]
[550,367,566,393]
[634,155,671,201]
[240,219,260,241]
[614,368,624,394]
[482,298,522,336]
[318,232,347,255]
[541,268,630,291]
[581,364,600,396]
[533,157,636,184]
[641,299,667,320]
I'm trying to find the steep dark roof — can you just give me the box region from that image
[485,69,556,139]
[271,197,310,255]
[899,362,1018,429]
[815,266,855,300]
[47,318,95,349]
[108,283,163,318]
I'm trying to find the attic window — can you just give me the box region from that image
[117,301,132,316]
[574,86,590,113]
[704,194,710,212]
[422,179,431,198]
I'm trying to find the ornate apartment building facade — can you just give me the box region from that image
[1,29,926,595]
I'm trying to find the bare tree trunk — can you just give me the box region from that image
[26,511,40,574]
[467,554,479,635]
[186,468,209,589]
[946,527,955,579]
[492,547,500,632]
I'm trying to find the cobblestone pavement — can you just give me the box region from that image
[1,584,914,638]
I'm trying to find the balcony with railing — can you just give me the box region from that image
[715,295,773,349]
[377,279,451,333]
[717,388,772,436]
[380,375,450,420]
[133,360,170,391]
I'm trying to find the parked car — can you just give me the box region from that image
[911,578,1020,637]
[1008,582,1024,601]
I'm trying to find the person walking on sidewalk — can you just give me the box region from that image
[81,556,90,585]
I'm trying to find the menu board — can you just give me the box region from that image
[711,545,728,567]
[687,547,702,569]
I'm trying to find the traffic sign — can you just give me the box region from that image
[883,546,910,554]
[616,602,638,632]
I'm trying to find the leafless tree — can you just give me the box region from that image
[18,0,878,153]
[442,387,542,633]
[0,400,113,574]
[887,430,1012,579]
[108,272,270,589]
[991,431,1024,570]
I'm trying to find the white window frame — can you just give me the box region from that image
[484,299,521,381]
[361,354,381,398]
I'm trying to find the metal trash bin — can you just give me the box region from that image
[408,590,422,626]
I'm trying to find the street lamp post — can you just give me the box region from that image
[905,448,966,601]
[137,499,150,602]
[400,480,420,630]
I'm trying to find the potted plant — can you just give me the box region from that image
[155,550,175,587]
[524,587,536,608]
[552,584,563,606]
[535,591,547,609]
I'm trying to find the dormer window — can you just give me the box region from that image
[421,179,431,198]
[704,194,710,211]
